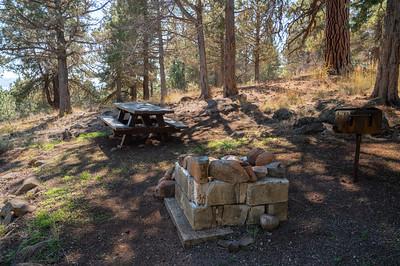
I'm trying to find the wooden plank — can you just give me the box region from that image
[164,117,188,129]
[100,115,130,130]
[115,102,174,115]
[164,198,233,248]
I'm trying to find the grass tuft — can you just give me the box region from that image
[77,131,107,141]
[207,138,248,153]
[0,224,6,237]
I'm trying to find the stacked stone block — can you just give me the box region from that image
[173,155,289,230]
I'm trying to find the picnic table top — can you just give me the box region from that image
[114,102,174,115]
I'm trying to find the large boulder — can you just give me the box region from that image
[16,177,40,195]
[255,152,276,166]
[208,160,249,184]
[247,148,265,166]
[272,108,294,120]
[294,122,325,135]
[1,198,36,218]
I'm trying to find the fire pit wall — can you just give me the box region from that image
[173,155,289,230]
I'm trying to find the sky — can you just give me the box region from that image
[0,69,19,90]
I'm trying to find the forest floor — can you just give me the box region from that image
[1,75,400,265]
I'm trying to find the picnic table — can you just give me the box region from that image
[99,102,187,147]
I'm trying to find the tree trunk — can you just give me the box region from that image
[130,82,137,101]
[143,1,150,101]
[195,1,210,99]
[223,0,237,97]
[157,0,167,104]
[254,6,261,83]
[325,0,351,75]
[55,0,71,117]
[371,0,400,105]
[219,30,224,87]
[43,74,51,106]
[52,74,60,109]
[116,72,122,102]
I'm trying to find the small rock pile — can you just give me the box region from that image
[172,148,289,230]
[1,177,39,226]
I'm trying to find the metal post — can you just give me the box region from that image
[353,134,362,182]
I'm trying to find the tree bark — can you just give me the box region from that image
[195,0,210,99]
[52,74,60,109]
[130,82,137,101]
[371,0,400,105]
[325,0,351,75]
[157,0,167,104]
[116,71,122,102]
[223,0,237,97]
[43,73,53,107]
[143,1,150,101]
[55,0,71,117]
[254,5,261,83]
[219,30,225,87]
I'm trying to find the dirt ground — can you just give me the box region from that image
[1,77,400,265]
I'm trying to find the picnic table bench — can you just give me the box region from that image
[99,102,188,147]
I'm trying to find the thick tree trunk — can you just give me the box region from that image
[223,0,237,97]
[195,1,210,99]
[55,0,71,117]
[157,0,167,104]
[143,2,150,101]
[115,71,122,102]
[43,74,53,107]
[372,0,400,105]
[254,7,261,83]
[130,82,137,101]
[219,31,224,87]
[325,0,351,75]
[52,74,60,109]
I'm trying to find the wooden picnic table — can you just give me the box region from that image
[99,102,187,147]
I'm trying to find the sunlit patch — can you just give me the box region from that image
[132,171,159,183]
[305,191,325,203]
[144,226,161,237]
[143,210,162,225]
[64,251,82,264]
[339,177,361,192]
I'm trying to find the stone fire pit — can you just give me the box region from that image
[171,150,289,231]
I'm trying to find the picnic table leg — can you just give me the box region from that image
[117,114,137,149]
[156,114,169,141]
[117,134,126,149]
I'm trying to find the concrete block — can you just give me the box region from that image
[267,202,288,221]
[187,156,209,184]
[193,181,208,206]
[246,177,289,206]
[206,180,237,206]
[164,198,233,248]
[175,183,214,230]
[238,183,247,204]
[246,206,265,224]
[222,205,249,226]
[174,163,190,196]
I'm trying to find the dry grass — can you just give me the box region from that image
[262,90,305,112]
[338,66,376,96]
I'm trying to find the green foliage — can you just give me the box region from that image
[77,131,108,141]
[30,140,62,151]
[168,60,187,90]
[207,138,249,153]
[0,224,6,237]
[0,87,17,121]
